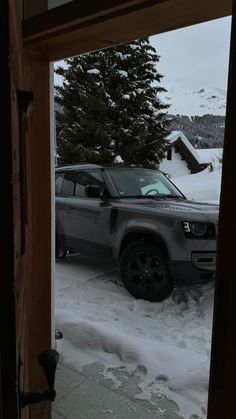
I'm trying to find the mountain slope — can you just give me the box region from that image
[162,86,227,117]
[160,87,226,148]
[168,114,225,148]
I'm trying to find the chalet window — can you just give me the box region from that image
[167,148,172,160]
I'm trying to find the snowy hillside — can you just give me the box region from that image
[168,113,225,148]
[162,86,227,117]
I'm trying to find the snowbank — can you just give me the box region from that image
[173,168,222,204]
[55,256,214,418]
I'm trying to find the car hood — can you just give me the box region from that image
[113,198,219,222]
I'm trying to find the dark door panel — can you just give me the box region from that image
[57,169,112,257]
[64,197,112,255]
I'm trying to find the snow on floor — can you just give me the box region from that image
[55,255,214,419]
[55,168,220,418]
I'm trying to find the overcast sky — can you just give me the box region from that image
[54,16,232,94]
[150,16,231,92]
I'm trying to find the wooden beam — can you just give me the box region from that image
[23,50,52,419]
[23,0,48,19]
[23,0,232,61]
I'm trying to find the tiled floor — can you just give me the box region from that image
[52,362,185,419]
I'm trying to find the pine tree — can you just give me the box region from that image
[55,38,170,168]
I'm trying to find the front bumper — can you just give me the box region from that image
[191,252,216,271]
[169,252,216,285]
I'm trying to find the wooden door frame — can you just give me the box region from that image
[0,1,18,418]
[22,0,232,61]
[24,0,235,414]
[207,3,236,416]
[2,2,52,419]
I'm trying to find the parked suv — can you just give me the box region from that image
[55,164,218,302]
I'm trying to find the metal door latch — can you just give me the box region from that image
[20,349,59,408]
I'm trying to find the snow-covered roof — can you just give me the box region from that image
[166,131,202,164]
[196,148,223,164]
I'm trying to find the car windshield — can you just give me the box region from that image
[107,168,185,198]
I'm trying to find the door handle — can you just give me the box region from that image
[20,349,59,408]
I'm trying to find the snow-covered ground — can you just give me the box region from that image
[55,167,221,419]
[174,167,222,204]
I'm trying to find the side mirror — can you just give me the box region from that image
[85,185,101,198]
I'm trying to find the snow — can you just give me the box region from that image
[161,86,226,116]
[118,70,128,78]
[129,44,140,50]
[196,148,223,165]
[55,258,214,418]
[87,69,100,75]
[55,168,221,418]
[173,167,222,204]
[136,88,145,94]
[114,155,124,163]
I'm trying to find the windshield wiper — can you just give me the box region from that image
[116,194,185,199]
[117,195,161,199]
[142,194,186,200]
[159,194,186,200]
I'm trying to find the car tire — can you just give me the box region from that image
[56,233,67,260]
[120,240,173,302]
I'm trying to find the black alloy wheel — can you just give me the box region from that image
[120,240,173,302]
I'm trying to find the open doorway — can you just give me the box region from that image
[51,16,231,419]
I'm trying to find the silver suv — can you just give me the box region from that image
[55,164,218,301]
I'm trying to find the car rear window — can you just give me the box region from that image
[60,172,76,196]
[55,172,64,195]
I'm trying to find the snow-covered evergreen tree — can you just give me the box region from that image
[55,38,170,168]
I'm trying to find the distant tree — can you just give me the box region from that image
[55,38,170,168]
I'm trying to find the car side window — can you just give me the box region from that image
[75,170,105,198]
[61,172,76,196]
[55,173,64,196]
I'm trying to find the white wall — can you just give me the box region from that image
[159,146,191,178]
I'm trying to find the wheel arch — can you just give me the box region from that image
[119,230,170,260]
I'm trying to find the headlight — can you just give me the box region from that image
[182,221,215,239]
